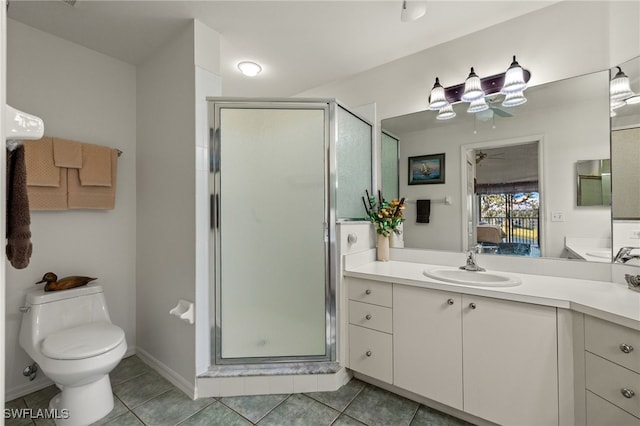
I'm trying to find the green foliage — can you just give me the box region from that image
[362,190,406,237]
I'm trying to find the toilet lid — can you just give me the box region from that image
[41,322,125,360]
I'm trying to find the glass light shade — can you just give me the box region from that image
[610,67,634,101]
[467,97,489,113]
[502,91,527,107]
[428,77,449,110]
[610,99,626,110]
[436,104,456,120]
[461,67,484,102]
[500,56,527,94]
[237,61,262,77]
[401,0,427,22]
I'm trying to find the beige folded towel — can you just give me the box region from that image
[79,143,112,187]
[53,137,82,168]
[68,149,118,209]
[28,168,68,210]
[23,137,61,187]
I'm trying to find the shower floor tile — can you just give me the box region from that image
[5,356,474,426]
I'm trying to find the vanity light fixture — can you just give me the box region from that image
[237,61,262,77]
[501,56,527,94]
[436,104,456,120]
[427,56,531,121]
[400,0,427,22]
[428,77,450,110]
[461,67,484,102]
[467,96,489,113]
[502,90,527,107]
[610,67,634,101]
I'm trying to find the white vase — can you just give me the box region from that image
[390,223,404,248]
[377,234,390,262]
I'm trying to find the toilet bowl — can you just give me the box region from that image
[19,283,127,426]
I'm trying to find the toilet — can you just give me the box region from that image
[19,283,127,426]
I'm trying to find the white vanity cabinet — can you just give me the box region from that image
[393,285,559,426]
[462,294,558,426]
[393,285,463,410]
[584,316,640,425]
[347,278,393,383]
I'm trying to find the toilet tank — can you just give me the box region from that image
[19,283,112,351]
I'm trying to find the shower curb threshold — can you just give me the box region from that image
[199,362,342,378]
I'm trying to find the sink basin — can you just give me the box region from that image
[586,249,611,259]
[423,268,521,287]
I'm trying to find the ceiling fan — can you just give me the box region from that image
[475,96,514,122]
[476,150,505,164]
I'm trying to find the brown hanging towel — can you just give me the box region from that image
[6,145,33,269]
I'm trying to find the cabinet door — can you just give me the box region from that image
[393,285,463,410]
[462,295,558,426]
[349,324,393,383]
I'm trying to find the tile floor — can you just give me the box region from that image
[5,356,473,426]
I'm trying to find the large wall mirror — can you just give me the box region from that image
[381,67,616,263]
[612,56,640,257]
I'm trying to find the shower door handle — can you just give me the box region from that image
[210,194,220,229]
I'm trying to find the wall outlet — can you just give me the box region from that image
[630,231,640,239]
[551,211,565,222]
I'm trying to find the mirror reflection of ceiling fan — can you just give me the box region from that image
[475,96,514,122]
[476,150,505,164]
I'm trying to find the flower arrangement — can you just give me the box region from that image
[362,190,406,237]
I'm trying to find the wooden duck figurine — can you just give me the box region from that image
[35,272,98,292]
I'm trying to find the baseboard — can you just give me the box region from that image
[5,377,54,402]
[135,346,195,399]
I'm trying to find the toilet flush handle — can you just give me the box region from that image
[19,306,30,313]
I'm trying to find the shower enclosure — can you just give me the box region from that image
[208,99,372,368]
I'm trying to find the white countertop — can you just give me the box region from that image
[345,260,640,330]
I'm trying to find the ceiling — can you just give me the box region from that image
[6,0,558,98]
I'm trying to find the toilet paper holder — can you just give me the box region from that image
[169,299,194,324]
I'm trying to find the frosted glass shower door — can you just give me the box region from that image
[215,105,328,362]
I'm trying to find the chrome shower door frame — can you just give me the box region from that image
[209,99,337,366]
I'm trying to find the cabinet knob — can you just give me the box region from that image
[469,302,477,310]
[365,314,372,320]
[621,388,635,399]
[365,289,372,295]
[365,350,372,357]
[447,299,454,305]
[347,233,358,244]
[620,343,635,354]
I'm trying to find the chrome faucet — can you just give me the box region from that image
[460,245,485,272]
[614,247,640,264]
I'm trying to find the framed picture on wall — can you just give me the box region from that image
[408,153,445,185]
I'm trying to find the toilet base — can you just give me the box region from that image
[49,375,114,426]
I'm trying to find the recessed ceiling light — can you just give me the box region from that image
[237,61,262,77]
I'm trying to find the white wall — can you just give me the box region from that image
[5,19,137,399]
[297,1,635,122]
[396,71,610,258]
[136,20,221,396]
[296,1,637,260]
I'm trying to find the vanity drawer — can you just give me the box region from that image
[349,324,392,383]
[586,352,640,418]
[585,315,640,373]
[587,391,640,426]
[349,300,392,333]
[347,278,392,307]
